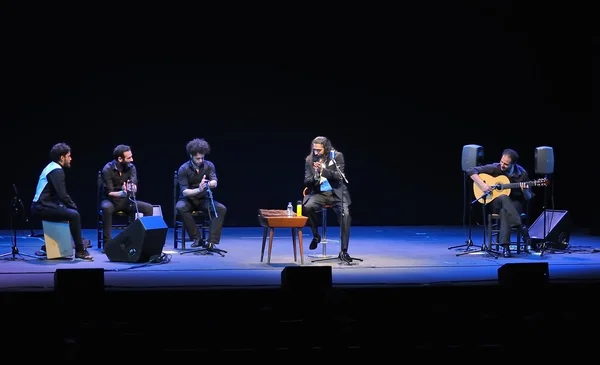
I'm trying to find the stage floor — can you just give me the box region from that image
[1,225,600,291]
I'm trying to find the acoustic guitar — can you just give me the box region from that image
[473,173,548,204]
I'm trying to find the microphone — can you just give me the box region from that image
[313,154,320,180]
[330,149,336,160]
[126,180,135,197]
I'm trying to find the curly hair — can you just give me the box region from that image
[50,143,71,162]
[186,138,211,156]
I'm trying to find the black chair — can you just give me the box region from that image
[488,204,530,254]
[96,170,132,249]
[173,170,209,250]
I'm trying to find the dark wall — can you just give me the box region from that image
[2,3,596,230]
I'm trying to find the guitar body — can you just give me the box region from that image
[473,174,511,204]
[472,173,548,204]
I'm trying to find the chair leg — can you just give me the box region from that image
[308,210,336,259]
[487,214,493,251]
[97,221,102,249]
[321,210,328,256]
[174,223,179,249]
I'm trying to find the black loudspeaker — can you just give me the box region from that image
[535,146,554,175]
[54,268,105,314]
[498,262,549,287]
[528,209,572,249]
[461,144,484,172]
[105,216,168,263]
[55,268,105,293]
[281,266,332,292]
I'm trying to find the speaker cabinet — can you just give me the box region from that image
[105,216,168,263]
[461,144,484,172]
[498,262,549,287]
[281,266,332,292]
[54,268,105,306]
[55,268,105,293]
[535,146,554,175]
[528,209,572,249]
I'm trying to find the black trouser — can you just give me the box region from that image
[303,192,352,251]
[176,198,227,244]
[489,195,524,244]
[100,198,154,242]
[31,203,85,251]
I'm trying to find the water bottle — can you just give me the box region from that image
[287,202,293,216]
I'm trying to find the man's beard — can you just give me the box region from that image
[191,159,202,169]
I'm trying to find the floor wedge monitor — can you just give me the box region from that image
[105,216,168,263]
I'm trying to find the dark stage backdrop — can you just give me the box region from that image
[2,3,596,232]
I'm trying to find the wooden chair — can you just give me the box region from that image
[173,170,210,250]
[302,187,338,258]
[96,170,132,249]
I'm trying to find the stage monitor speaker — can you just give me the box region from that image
[105,216,168,263]
[535,146,554,175]
[498,262,549,287]
[281,266,332,293]
[461,144,484,172]
[55,268,105,293]
[528,209,572,249]
[54,268,105,307]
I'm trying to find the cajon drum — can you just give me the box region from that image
[42,221,73,259]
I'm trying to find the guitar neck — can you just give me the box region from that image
[497,181,533,189]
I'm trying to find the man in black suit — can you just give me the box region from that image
[303,136,353,263]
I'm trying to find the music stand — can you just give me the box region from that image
[538,176,571,256]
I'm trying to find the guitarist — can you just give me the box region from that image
[466,148,534,257]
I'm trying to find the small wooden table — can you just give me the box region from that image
[258,209,308,265]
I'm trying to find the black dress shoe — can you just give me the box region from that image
[502,245,512,258]
[339,251,353,263]
[309,236,321,250]
[191,238,205,248]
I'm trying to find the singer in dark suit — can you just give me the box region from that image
[176,138,227,249]
[303,136,353,263]
[100,144,154,247]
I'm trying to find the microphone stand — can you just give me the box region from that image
[456,190,499,258]
[12,184,44,238]
[180,182,227,257]
[0,196,42,260]
[311,156,362,265]
[448,192,483,252]
[127,181,140,219]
